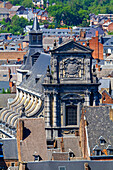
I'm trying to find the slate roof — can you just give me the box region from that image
[0,138,18,160]
[0,8,9,14]
[86,27,104,38]
[20,46,43,71]
[9,6,21,11]
[22,35,29,42]
[26,160,113,170]
[92,59,104,66]
[19,52,50,95]
[56,136,82,158]
[52,152,69,160]
[17,118,48,162]
[35,9,41,13]
[42,13,48,17]
[0,94,16,108]
[38,10,45,16]
[32,16,40,31]
[105,53,113,60]
[99,79,110,90]
[104,36,113,46]
[84,106,113,156]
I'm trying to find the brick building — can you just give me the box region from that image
[0,1,13,9]
[0,51,26,63]
[102,90,113,104]
[108,22,113,32]
[77,31,103,60]
[89,35,103,60]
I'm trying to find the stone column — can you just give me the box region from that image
[85,59,90,82]
[84,90,90,106]
[53,93,57,127]
[81,58,84,79]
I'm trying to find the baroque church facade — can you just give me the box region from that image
[0,17,100,140]
[43,40,100,139]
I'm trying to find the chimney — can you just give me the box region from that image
[95,30,98,37]
[75,130,79,136]
[18,43,22,51]
[59,37,62,44]
[98,65,101,71]
[84,163,89,170]
[60,137,64,152]
[54,40,56,47]
[19,120,24,140]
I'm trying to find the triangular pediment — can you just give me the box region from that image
[51,39,93,53]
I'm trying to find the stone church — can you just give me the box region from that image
[0,17,100,140]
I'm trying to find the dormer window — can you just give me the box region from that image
[99,136,106,145]
[26,71,31,80]
[33,152,42,161]
[107,145,113,155]
[35,74,41,83]
[69,149,75,158]
[93,145,101,156]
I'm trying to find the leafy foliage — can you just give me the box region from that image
[47,0,113,26]
[8,0,34,7]
[0,16,32,35]
[1,88,10,94]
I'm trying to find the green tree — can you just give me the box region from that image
[2,88,5,94]
[22,0,34,8]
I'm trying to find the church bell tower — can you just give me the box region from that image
[29,16,43,49]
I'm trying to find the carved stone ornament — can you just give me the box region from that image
[61,57,81,78]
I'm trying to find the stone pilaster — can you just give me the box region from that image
[45,93,51,127]
[53,93,57,127]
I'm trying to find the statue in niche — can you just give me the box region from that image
[61,57,81,78]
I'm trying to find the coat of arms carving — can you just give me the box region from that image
[60,57,81,78]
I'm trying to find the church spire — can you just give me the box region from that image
[32,15,40,31]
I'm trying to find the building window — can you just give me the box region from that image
[107,145,113,155]
[38,35,42,41]
[109,150,113,155]
[10,48,15,50]
[103,96,106,101]
[32,35,37,42]
[3,75,7,77]
[90,92,94,106]
[95,150,101,156]
[58,166,66,170]
[11,163,15,167]
[99,136,106,145]
[66,105,77,125]
[93,145,101,156]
